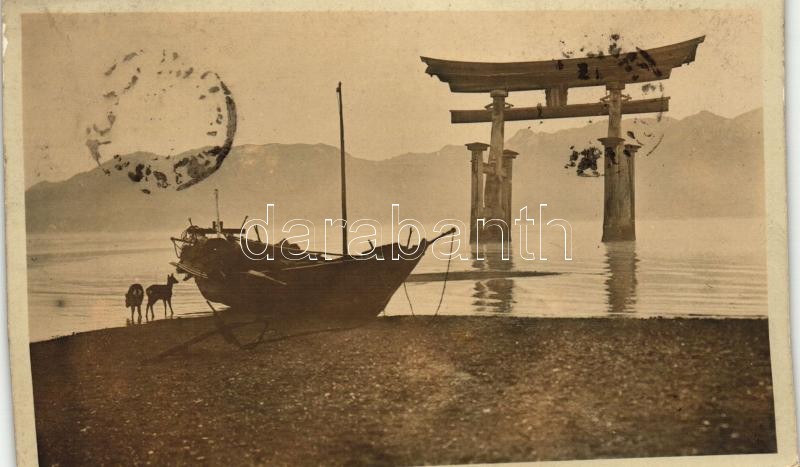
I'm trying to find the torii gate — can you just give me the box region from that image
[421,36,704,242]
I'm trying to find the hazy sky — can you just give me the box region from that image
[22,10,761,187]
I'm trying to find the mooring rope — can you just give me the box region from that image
[403,281,417,317]
[403,234,454,322]
[432,238,454,318]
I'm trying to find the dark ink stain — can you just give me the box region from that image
[564,146,602,176]
[128,164,145,182]
[644,134,665,156]
[606,146,617,165]
[153,171,169,188]
[608,35,622,58]
[89,52,239,194]
[636,47,657,66]
[92,124,111,136]
[123,75,138,92]
[577,63,589,80]
[86,139,112,164]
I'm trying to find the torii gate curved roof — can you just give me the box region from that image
[421,36,705,93]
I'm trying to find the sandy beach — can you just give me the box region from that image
[30,315,775,466]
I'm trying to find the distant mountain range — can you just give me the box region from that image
[25,108,764,233]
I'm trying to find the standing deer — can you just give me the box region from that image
[146,274,178,319]
[125,283,144,324]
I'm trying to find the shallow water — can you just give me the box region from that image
[26,217,767,342]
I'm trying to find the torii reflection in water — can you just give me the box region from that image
[604,241,638,314]
[471,243,515,313]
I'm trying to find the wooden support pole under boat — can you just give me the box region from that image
[336,82,349,255]
[601,82,636,242]
[466,142,490,243]
[450,97,669,124]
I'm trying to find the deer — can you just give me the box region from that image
[146,274,178,319]
[125,283,144,324]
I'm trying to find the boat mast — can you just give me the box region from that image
[214,188,221,236]
[336,82,348,255]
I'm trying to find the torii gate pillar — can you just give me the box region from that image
[466,142,490,243]
[501,149,518,229]
[601,82,636,242]
[477,89,512,243]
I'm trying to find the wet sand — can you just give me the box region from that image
[30,315,775,466]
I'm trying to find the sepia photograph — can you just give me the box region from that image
[2,1,794,465]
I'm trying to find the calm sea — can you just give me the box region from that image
[26,217,767,342]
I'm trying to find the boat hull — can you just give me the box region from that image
[176,239,426,322]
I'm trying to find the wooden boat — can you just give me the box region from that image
[172,224,453,321]
[170,83,453,322]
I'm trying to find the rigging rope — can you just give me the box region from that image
[403,233,455,322]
